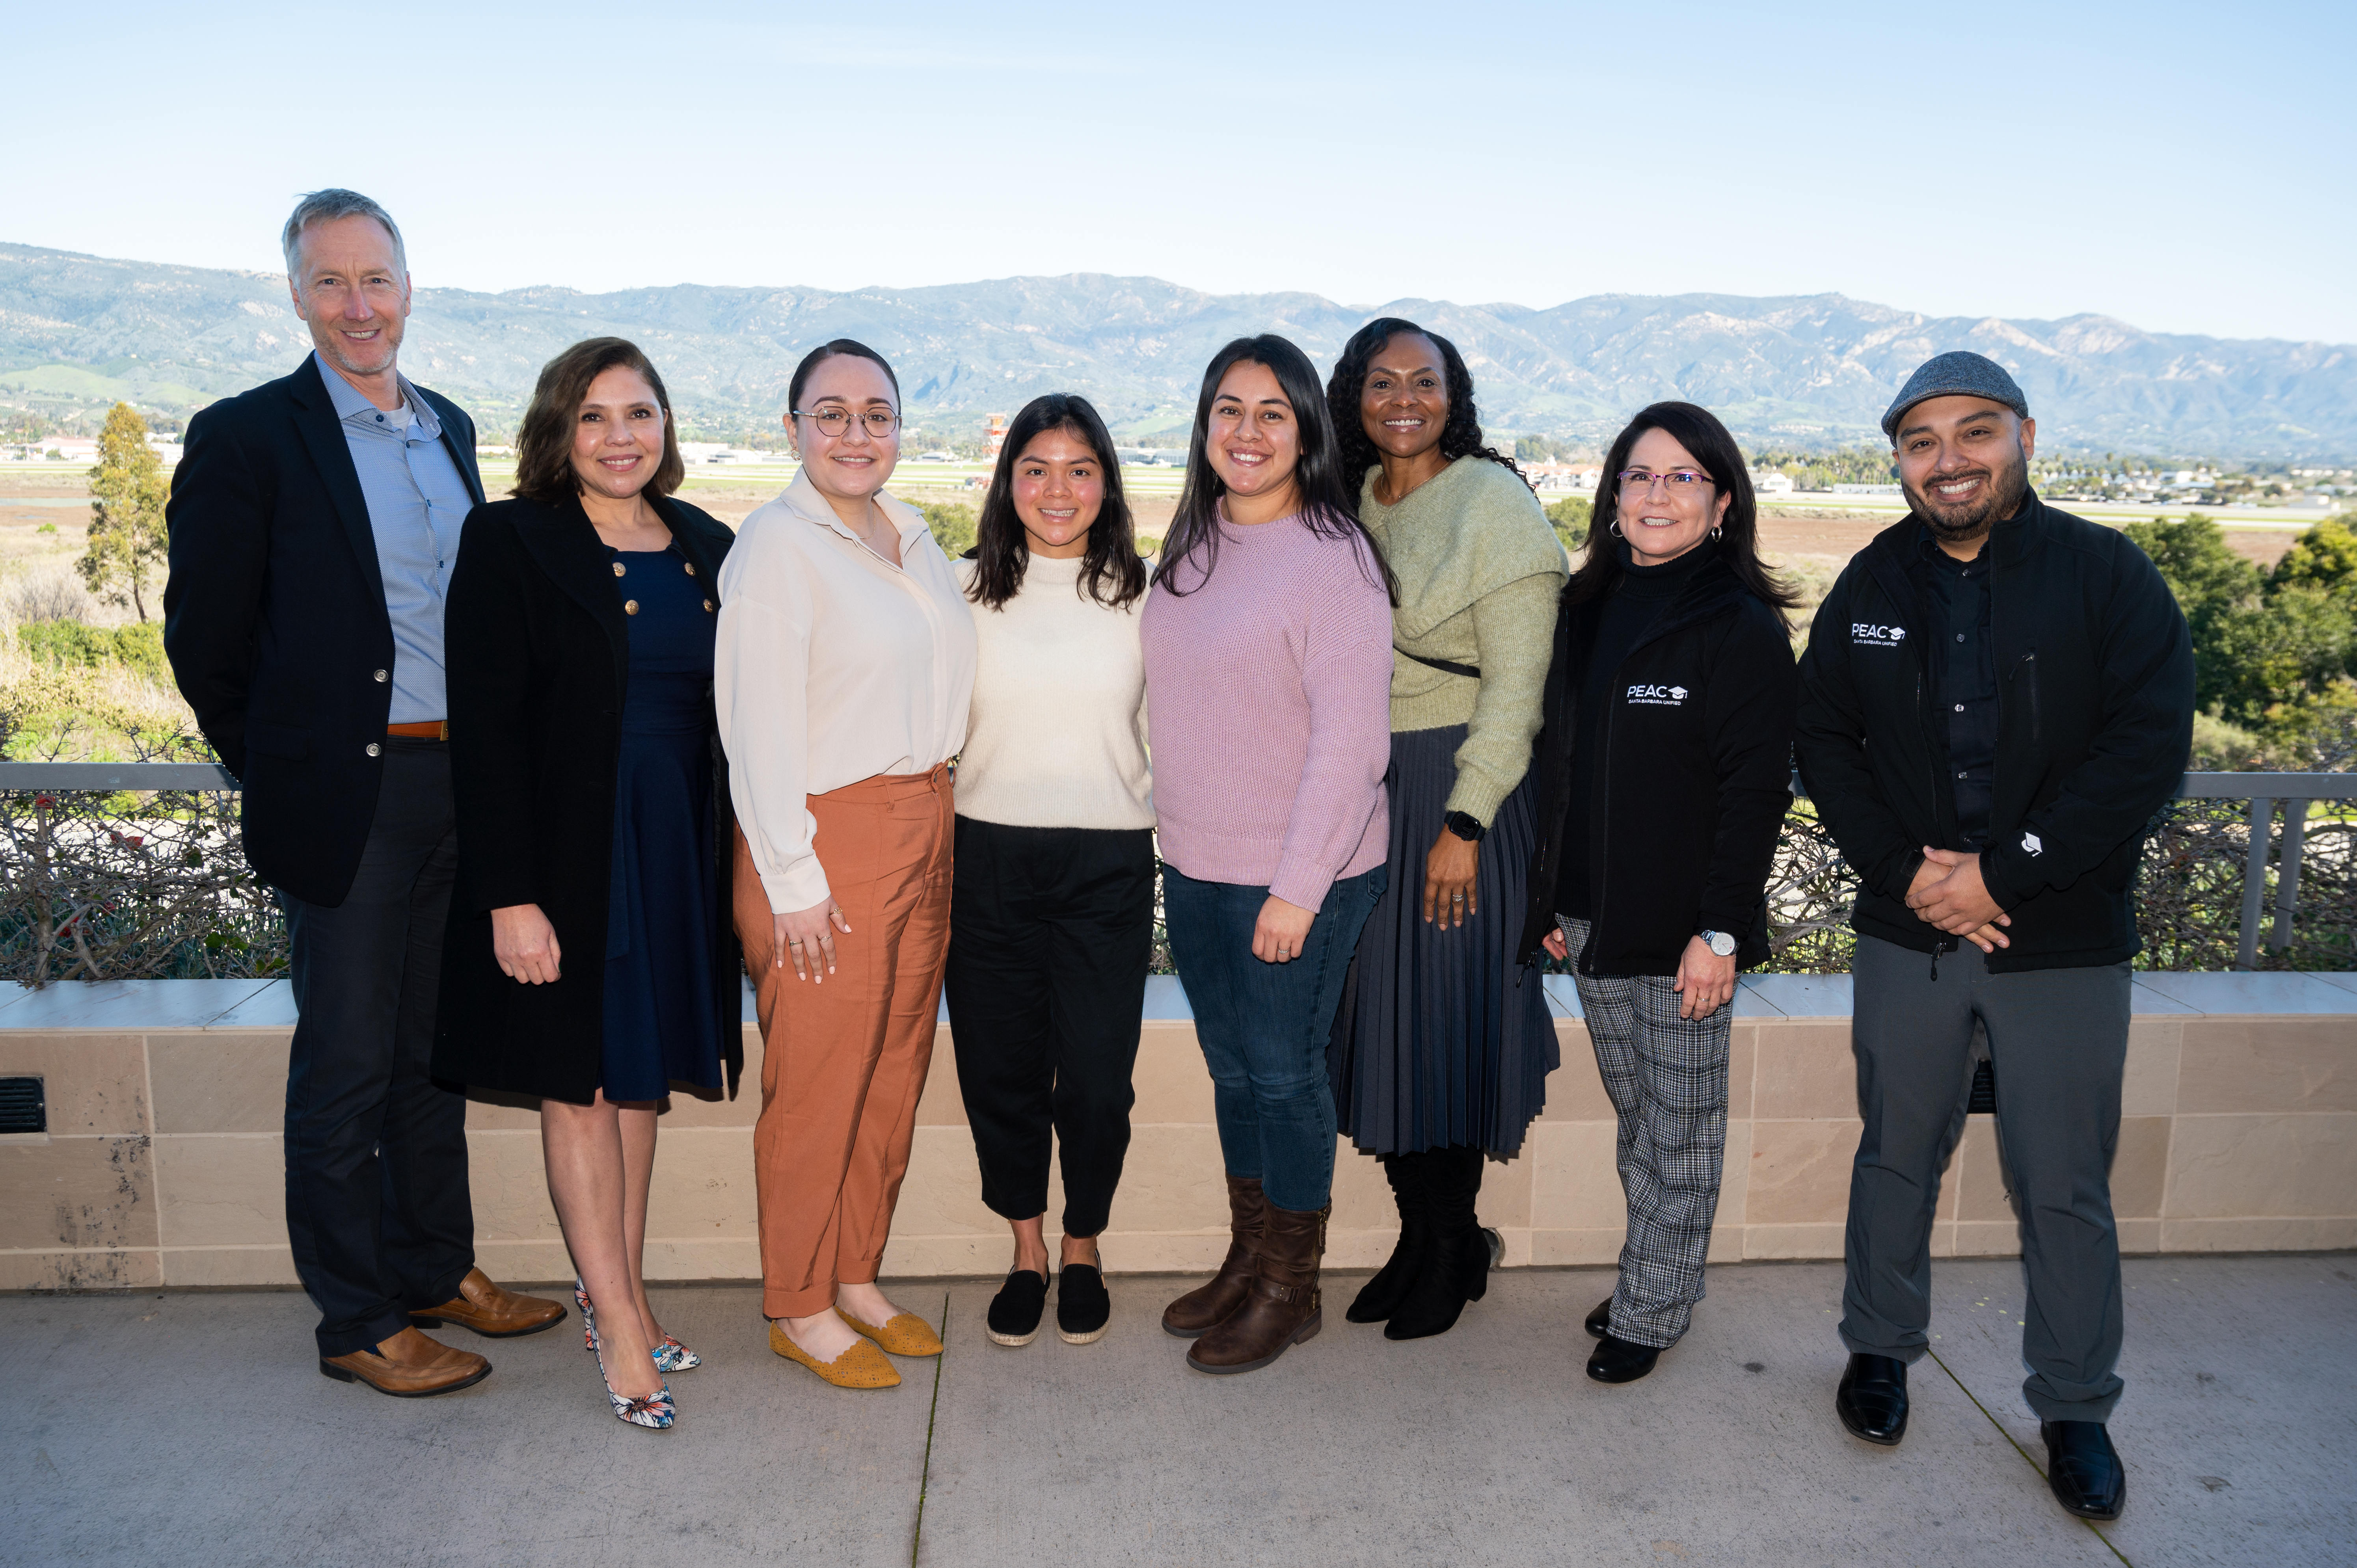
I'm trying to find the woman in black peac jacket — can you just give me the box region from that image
[1515,401,1798,1387]
[433,338,739,1431]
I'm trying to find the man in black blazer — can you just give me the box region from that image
[164,190,562,1398]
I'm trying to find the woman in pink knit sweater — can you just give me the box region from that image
[1140,335,1396,1376]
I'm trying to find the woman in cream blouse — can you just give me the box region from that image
[716,338,977,1390]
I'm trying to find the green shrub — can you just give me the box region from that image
[17,620,170,682]
[19,620,112,670]
[1545,496,1591,559]
[920,502,977,558]
[111,622,168,682]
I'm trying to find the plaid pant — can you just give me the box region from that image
[1559,917,1733,1349]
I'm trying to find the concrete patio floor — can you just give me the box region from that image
[4,1255,2350,1567]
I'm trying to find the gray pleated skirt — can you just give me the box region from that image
[1327,724,1557,1158]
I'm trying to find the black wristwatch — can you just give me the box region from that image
[1443,811,1486,843]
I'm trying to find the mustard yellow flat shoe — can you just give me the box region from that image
[839,1309,944,1358]
[768,1320,901,1388]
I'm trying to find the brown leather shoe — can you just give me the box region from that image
[410,1267,568,1339]
[1186,1201,1326,1375]
[1163,1175,1265,1339]
[319,1326,492,1397]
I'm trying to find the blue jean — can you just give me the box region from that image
[1162,864,1385,1212]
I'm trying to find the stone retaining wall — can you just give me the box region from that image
[3,972,2351,1290]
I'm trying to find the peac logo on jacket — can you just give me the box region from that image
[2022,832,2043,856]
[1852,622,1908,648]
[1626,683,1689,706]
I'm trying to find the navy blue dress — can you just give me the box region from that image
[600,544,724,1099]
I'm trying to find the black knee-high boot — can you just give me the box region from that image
[1383,1145,1499,1341]
[1346,1151,1435,1324]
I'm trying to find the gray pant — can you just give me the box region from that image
[1841,933,2130,1423]
[1560,917,1733,1349]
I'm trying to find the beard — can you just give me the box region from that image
[1905,441,2030,543]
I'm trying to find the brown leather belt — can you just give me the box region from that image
[387,721,449,740]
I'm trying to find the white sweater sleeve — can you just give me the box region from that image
[715,578,828,914]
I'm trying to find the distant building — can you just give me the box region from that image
[1525,461,1601,493]
[1832,483,1904,496]
[985,413,1009,459]
[1752,469,1795,495]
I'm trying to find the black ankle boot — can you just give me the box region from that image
[1347,1152,1434,1324]
[1383,1146,1496,1341]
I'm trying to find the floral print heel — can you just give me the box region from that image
[582,1277,699,1373]
[581,1278,676,1430]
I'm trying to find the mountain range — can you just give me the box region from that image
[3,241,2353,458]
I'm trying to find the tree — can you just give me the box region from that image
[2271,515,2357,598]
[81,403,169,621]
[919,501,977,558]
[2122,513,2260,713]
[1544,496,1590,558]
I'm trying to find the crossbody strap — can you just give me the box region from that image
[1394,644,1480,681]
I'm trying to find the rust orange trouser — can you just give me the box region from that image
[737,765,952,1319]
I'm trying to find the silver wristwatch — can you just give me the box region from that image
[1699,929,1737,957]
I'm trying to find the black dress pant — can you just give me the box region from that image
[280,739,474,1356]
[944,817,1154,1238]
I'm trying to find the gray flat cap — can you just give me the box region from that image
[1880,351,2029,439]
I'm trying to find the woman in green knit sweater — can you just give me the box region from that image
[1323,319,1566,1341]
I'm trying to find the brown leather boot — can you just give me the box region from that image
[1162,1175,1265,1339]
[409,1267,568,1338]
[1185,1201,1326,1375]
[319,1325,492,1397]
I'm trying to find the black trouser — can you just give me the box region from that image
[944,817,1154,1239]
[280,739,474,1357]
[1841,934,2130,1423]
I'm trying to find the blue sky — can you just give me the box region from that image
[17,0,2354,341]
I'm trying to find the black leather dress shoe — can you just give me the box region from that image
[1583,1296,1612,1339]
[1836,1352,1909,1445]
[1585,1333,1661,1383]
[2042,1421,2126,1520]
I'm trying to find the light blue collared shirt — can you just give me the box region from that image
[315,352,474,723]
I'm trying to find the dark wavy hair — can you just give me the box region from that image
[1151,334,1394,601]
[1325,317,1528,494]
[966,393,1145,611]
[1566,401,1798,627]
[513,337,685,504]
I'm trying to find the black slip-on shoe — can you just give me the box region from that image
[1583,1296,1612,1339]
[1585,1333,1662,1384]
[985,1269,1047,1347]
[1056,1263,1111,1345]
[2042,1421,2126,1521]
[1836,1352,1909,1446]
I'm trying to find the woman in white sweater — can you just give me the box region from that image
[945,394,1154,1350]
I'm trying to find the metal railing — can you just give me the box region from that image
[1770,770,2357,973]
[1,763,2351,975]
[2177,774,2355,968]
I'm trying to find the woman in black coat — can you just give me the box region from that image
[1516,400,1798,1388]
[433,338,737,1430]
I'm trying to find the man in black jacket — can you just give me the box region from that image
[164,190,561,1399]
[1794,352,2193,1521]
